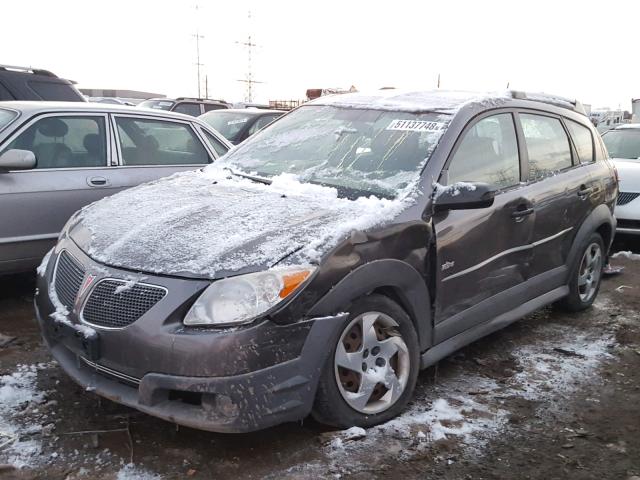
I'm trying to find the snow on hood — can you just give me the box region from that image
[72,166,416,278]
[310,89,512,114]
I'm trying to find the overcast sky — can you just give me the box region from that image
[2,0,637,109]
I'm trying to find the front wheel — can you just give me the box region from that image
[312,294,420,428]
[557,232,604,312]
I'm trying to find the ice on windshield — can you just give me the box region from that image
[213,105,450,198]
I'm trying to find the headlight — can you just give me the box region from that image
[183,266,316,327]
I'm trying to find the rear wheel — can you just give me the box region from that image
[557,232,604,312]
[312,294,419,428]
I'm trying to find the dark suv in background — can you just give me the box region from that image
[35,89,617,433]
[0,65,85,102]
[138,97,231,117]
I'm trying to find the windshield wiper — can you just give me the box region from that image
[223,167,272,185]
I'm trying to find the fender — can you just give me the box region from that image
[307,259,432,351]
[566,204,615,278]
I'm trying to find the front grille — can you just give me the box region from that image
[54,251,85,310]
[82,280,166,329]
[617,219,640,230]
[617,192,640,206]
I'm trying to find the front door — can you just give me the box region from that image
[432,112,535,342]
[0,113,114,273]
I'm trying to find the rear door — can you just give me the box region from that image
[108,114,222,190]
[517,112,596,278]
[0,113,114,272]
[433,111,536,342]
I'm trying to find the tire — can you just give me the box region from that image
[311,294,420,429]
[556,232,605,312]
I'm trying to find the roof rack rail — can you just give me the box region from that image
[0,64,58,77]
[509,90,586,115]
[175,96,228,103]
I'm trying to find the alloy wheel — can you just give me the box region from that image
[334,311,410,414]
[578,242,603,302]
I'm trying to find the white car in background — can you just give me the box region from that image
[602,124,640,235]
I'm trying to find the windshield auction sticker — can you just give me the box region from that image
[386,119,445,132]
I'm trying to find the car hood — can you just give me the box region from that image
[70,168,411,279]
[611,158,640,192]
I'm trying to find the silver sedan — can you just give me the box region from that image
[0,101,232,275]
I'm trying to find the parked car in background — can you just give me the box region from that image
[87,97,135,106]
[35,90,616,433]
[0,101,231,275]
[0,65,85,102]
[199,108,284,144]
[138,97,231,117]
[601,124,640,234]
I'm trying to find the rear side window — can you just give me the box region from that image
[0,108,18,131]
[520,114,572,180]
[447,113,520,189]
[172,103,202,116]
[27,80,82,101]
[2,116,107,169]
[566,119,594,163]
[203,103,227,112]
[115,117,210,166]
[201,129,229,157]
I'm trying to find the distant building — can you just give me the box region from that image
[80,88,165,100]
[589,108,627,132]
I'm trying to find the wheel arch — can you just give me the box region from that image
[566,204,615,277]
[308,259,432,351]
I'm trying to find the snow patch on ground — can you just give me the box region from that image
[116,463,162,480]
[612,250,640,261]
[0,363,51,468]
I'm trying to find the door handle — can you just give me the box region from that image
[577,186,593,198]
[87,176,109,187]
[511,207,534,219]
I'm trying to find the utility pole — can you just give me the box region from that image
[193,3,205,98]
[236,10,263,103]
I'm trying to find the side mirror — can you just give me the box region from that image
[0,149,36,172]
[433,182,495,212]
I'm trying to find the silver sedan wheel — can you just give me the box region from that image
[578,242,602,302]
[334,311,411,415]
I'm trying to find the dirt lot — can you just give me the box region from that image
[1,238,639,480]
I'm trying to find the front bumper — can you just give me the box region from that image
[35,242,346,433]
[615,197,640,235]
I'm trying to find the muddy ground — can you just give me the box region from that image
[0,237,639,480]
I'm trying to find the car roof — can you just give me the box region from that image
[0,100,197,121]
[201,108,283,116]
[613,123,640,130]
[308,89,586,116]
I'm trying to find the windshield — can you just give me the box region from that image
[602,129,640,160]
[0,108,18,132]
[138,99,175,111]
[218,105,450,198]
[200,111,255,143]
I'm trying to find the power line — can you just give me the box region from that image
[235,10,263,102]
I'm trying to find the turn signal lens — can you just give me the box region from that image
[279,270,312,298]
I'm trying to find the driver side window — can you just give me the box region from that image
[2,116,107,169]
[447,113,520,190]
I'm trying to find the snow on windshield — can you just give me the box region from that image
[215,105,449,198]
[77,166,420,278]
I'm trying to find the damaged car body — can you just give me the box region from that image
[35,90,618,432]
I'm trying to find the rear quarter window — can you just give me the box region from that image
[565,119,594,163]
[27,80,83,101]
